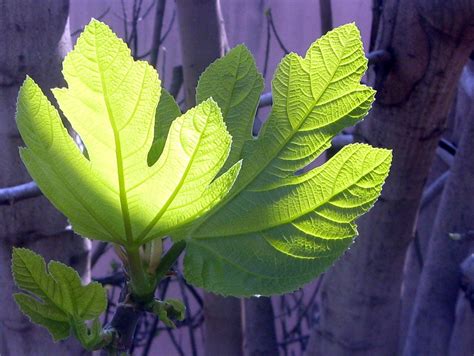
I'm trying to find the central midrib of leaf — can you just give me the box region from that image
[95,37,133,243]
[188,44,350,238]
[209,47,257,166]
[136,111,210,242]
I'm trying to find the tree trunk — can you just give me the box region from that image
[307,1,474,355]
[399,158,448,348]
[404,60,474,356]
[399,58,468,350]
[176,0,228,109]
[176,1,243,355]
[243,297,278,356]
[203,293,243,356]
[0,1,90,355]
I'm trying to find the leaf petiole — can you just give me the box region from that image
[125,240,186,303]
[125,247,153,302]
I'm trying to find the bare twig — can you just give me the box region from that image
[160,7,176,44]
[91,242,110,268]
[266,9,290,54]
[367,49,392,66]
[104,285,118,326]
[182,281,203,307]
[150,0,167,67]
[139,0,158,22]
[420,171,450,210]
[130,0,145,56]
[0,181,40,205]
[319,0,333,35]
[331,134,353,149]
[369,0,383,52]
[136,7,175,61]
[258,92,272,108]
[177,273,197,356]
[142,317,159,356]
[71,7,111,37]
[165,327,186,356]
[287,276,324,336]
[120,0,129,44]
[94,271,125,286]
[262,9,272,79]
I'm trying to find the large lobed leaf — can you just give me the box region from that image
[16,20,391,297]
[12,248,106,347]
[16,20,240,246]
[180,23,392,296]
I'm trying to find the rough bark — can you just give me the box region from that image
[176,1,243,355]
[404,61,474,356]
[308,1,474,355]
[399,59,468,350]
[176,0,228,109]
[0,1,90,355]
[243,297,278,356]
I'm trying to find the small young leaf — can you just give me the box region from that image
[12,248,106,346]
[14,294,70,341]
[150,299,186,328]
[72,318,105,350]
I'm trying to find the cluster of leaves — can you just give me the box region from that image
[12,248,106,349]
[12,19,391,347]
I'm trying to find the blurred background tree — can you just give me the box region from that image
[0,0,473,355]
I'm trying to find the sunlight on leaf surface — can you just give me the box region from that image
[16,21,391,296]
[16,20,240,246]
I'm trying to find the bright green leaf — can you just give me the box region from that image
[148,89,181,166]
[150,299,186,328]
[196,44,264,171]
[12,248,106,345]
[72,318,105,350]
[182,23,392,296]
[16,21,391,298]
[14,294,70,341]
[16,19,240,246]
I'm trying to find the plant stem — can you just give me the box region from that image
[126,247,152,301]
[102,300,142,355]
[100,241,186,354]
